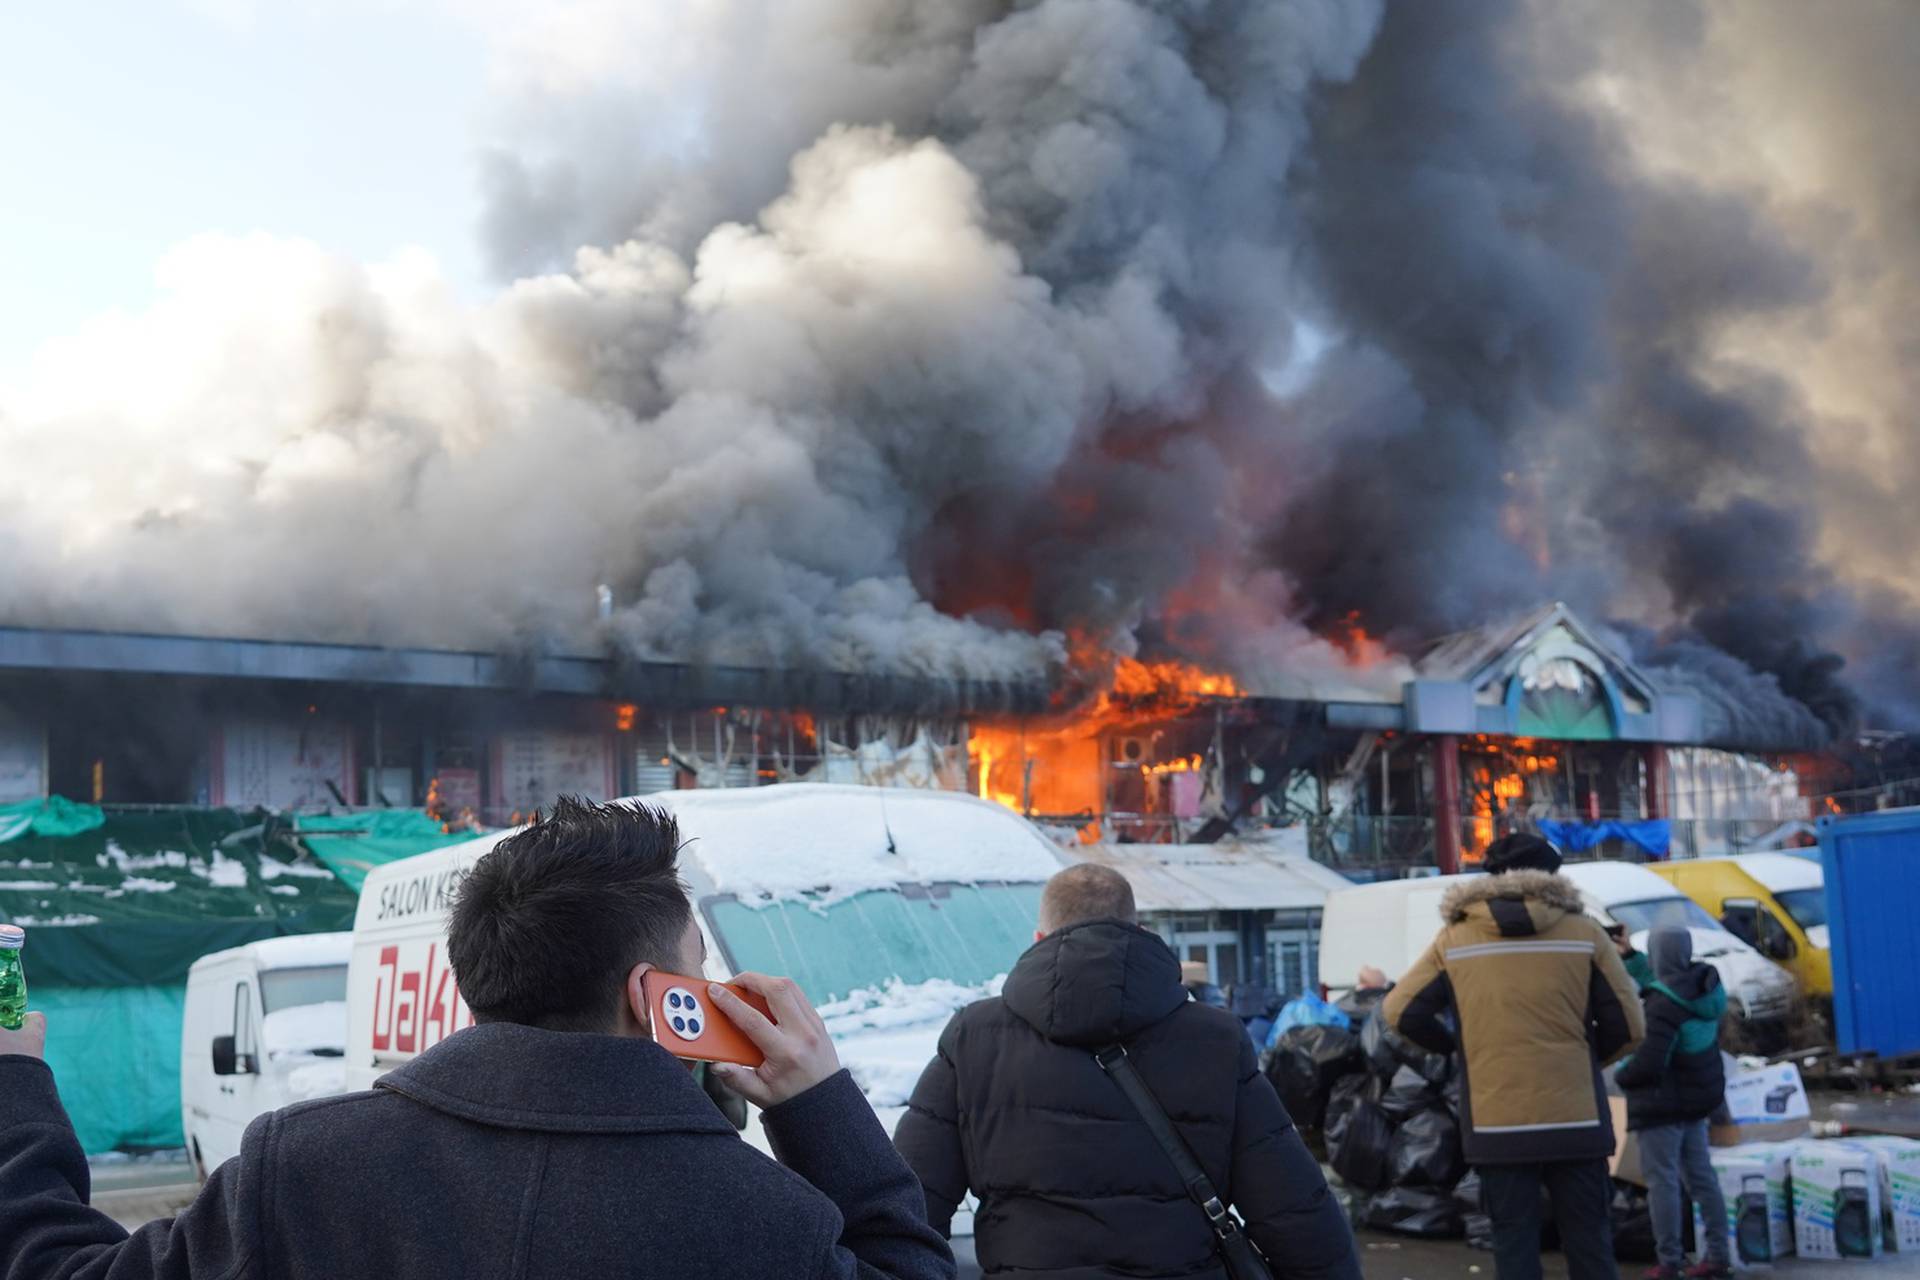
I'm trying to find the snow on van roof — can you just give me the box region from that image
[1730,852,1823,892]
[358,786,1068,906]
[643,785,1065,901]
[1558,859,1686,904]
[190,932,353,974]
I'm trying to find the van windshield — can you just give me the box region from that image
[259,965,348,1013]
[702,881,1044,1005]
[1774,888,1827,933]
[1608,896,1720,936]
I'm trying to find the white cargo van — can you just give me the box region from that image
[180,933,352,1179]
[1319,860,1796,1028]
[346,785,1063,1174]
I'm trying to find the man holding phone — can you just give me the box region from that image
[0,797,954,1280]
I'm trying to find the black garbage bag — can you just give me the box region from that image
[1387,1106,1466,1190]
[1265,1024,1364,1133]
[1324,1072,1378,1132]
[1360,1186,1464,1239]
[1329,1099,1394,1192]
[1612,1179,1695,1262]
[1333,984,1387,1024]
[1380,1064,1444,1123]
[1359,1007,1452,1084]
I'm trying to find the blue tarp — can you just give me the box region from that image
[1537,818,1671,857]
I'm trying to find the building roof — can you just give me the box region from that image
[0,625,1050,715]
[1067,833,1353,914]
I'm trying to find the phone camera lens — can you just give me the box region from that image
[672,1016,687,1033]
[668,992,682,1009]
[687,1020,701,1035]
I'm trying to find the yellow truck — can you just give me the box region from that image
[1646,852,1830,1013]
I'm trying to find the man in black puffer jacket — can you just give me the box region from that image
[1616,926,1732,1280]
[894,864,1360,1279]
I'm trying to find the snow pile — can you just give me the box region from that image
[191,851,250,889]
[0,880,58,890]
[821,976,1003,1038]
[262,1001,348,1058]
[259,857,336,881]
[9,913,103,926]
[284,1061,349,1102]
[648,786,1062,904]
[97,843,189,872]
[265,885,299,896]
[111,877,177,895]
[821,976,1002,1109]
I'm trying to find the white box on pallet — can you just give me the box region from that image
[1692,1143,1793,1270]
[1846,1136,1920,1253]
[1790,1140,1884,1260]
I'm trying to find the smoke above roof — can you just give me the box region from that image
[1,0,1915,742]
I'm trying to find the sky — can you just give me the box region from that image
[0,2,490,373]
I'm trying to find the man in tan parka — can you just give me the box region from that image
[1384,834,1643,1280]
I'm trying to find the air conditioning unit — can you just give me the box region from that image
[1115,736,1151,766]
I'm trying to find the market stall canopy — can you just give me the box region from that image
[292,809,479,891]
[1067,832,1355,914]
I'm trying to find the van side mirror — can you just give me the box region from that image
[211,1035,249,1076]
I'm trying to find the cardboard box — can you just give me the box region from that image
[1790,1140,1884,1260]
[1714,1064,1812,1147]
[1692,1143,1794,1270]
[1847,1135,1920,1252]
[1609,1097,1646,1186]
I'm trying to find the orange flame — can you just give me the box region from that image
[1328,611,1389,668]
[968,654,1234,832]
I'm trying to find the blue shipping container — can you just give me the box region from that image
[1818,809,1920,1058]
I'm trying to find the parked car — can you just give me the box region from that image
[1319,861,1798,1038]
[180,933,351,1180]
[1645,853,1831,1014]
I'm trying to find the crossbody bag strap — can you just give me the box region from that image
[1094,1044,1233,1232]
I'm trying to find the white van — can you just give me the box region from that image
[346,784,1063,1162]
[180,933,352,1180]
[1319,860,1796,1026]
[1559,860,1797,1025]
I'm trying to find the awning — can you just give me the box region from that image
[1066,832,1354,914]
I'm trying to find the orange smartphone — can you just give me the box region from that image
[641,971,771,1068]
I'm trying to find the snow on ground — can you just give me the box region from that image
[647,785,1063,904]
[262,1000,348,1057]
[823,976,1003,1108]
[0,880,58,890]
[9,913,103,926]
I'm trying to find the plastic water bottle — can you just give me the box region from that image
[0,925,26,1031]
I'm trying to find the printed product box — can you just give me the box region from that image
[1790,1140,1884,1260]
[1714,1064,1812,1147]
[1846,1135,1920,1253]
[1692,1143,1793,1270]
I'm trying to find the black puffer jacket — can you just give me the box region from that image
[1615,960,1728,1130]
[893,919,1360,1280]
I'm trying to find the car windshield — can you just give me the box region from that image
[702,881,1044,1005]
[1774,888,1828,933]
[258,965,348,1013]
[1608,895,1721,936]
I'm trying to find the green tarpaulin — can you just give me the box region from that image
[35,985,188,1153]
[0,796,106,843]
[0,808,356,987]
[292,810,474,891]
[0,805,480,1152]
